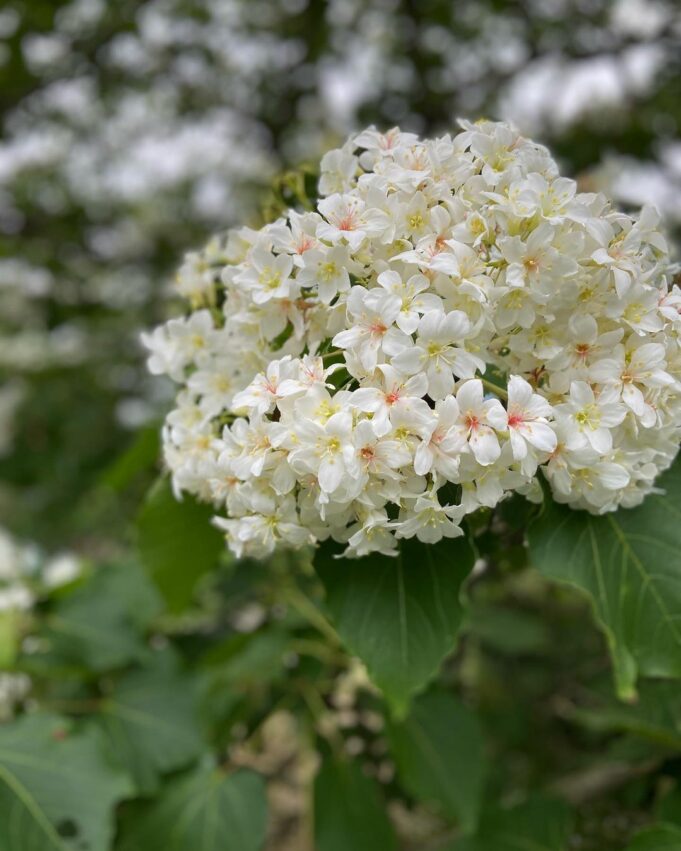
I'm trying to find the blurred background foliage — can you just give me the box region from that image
[1,1,681,849]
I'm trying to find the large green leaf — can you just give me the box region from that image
[625,824,681,850]
[528,460,681,700]
[136,478,225,612]
[38,562,159,673]
[97,651,204,794]
[314,754,397,851]
[116,765,267,851]
[314,537,474,713]
[387,689,486,833]
[0,713,132,851]
[448,797,573,851]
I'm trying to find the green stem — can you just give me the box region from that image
[283,585,342,647]
[290,638,347,666]
[481,376,508,400]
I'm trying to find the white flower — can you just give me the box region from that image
[505,375,557,460]
[319,144,358,196]
[395,492,466,544]
[287,411,359,494]
[498,223,578,288]
[344,511,398,558]
[376,270,441,334]
[187,356,240,416]
[332,286,410,372]
[317,194,385,251]
[590,342,675,426]
[449,379,507,466]
[141,310,218,380]
[234,247,296,305]
[296,245,359,303]
[348,365,431,437]
[555,381,627,453]
[231,356,299,417]
[353,420,411,479]
[413,396,465,479]
[214,495,311,559]
[43,554,81,588]
[392,310,485,400]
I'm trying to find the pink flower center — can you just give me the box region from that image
[338,213,357,231]
[297,236,315,253]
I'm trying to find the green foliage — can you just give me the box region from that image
[96,651,204,794]
[528,459,681,700]
[563,678,681,750]
[625,824,681,850]
[315,536,474,713]
[387,690,486,833]
[4,467,681,848]
[38,563,160,674]
[313,754,398,851]
[0,714,132,851]
[136,478,226,612]
[116,766,268,851]
[449,797,574,851]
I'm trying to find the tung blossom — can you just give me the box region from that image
[143,119,681,559]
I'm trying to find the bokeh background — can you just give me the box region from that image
[1,0,680,553]
[1,5,681,848]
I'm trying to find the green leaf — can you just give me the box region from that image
[0,713,132,851]
[201,627,292,687]
[564,679,681,751]
[39,562,159,673]
[100,424,160,492]
[466,604,550,655]
[387,689,486,832]
[97,651,204,794]
[116,765,267,851]
[0,609,21,669]
[448,797,573,851]
[136,478,225,613]
[314,536,474,713]
[528,460,681,700]
[657,787,681,826]
[314,754,397,851]
[626,824,681,850]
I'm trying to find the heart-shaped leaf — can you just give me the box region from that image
[315,536,474,714]
[528,460,681,700]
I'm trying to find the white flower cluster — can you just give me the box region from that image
[0,527,83,613]
[144,120,681,559]
[0,527,82,720]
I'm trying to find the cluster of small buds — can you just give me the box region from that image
[143,120,681,560]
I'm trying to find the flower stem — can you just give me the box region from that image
[481,376,508,400]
